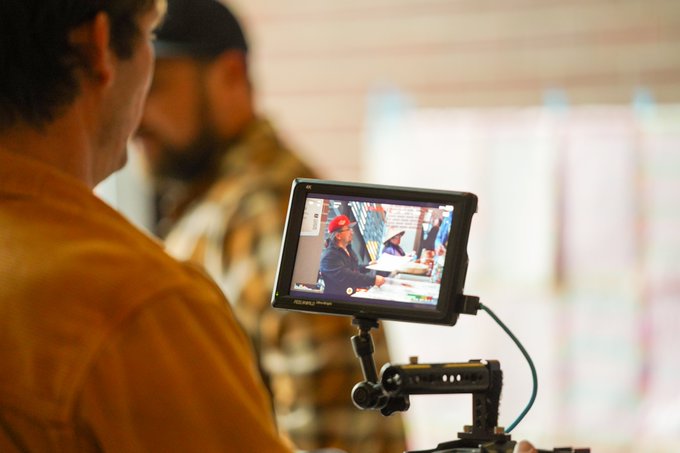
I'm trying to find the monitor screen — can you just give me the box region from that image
[272,179,477,325]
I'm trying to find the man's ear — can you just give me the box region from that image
[69,12,114,87]
[210,50,248,87]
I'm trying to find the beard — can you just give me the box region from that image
[150,124,230,184]
[139,84,236,185]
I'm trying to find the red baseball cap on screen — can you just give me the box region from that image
[328,215,356,233]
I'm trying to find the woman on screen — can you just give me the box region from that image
[381,227,406,257]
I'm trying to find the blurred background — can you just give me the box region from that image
[99,1,680,451]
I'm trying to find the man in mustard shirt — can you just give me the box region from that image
[0,0,293,451]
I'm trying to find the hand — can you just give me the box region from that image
[374,275,385,287]
[516,440,537,453]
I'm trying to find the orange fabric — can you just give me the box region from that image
[0,150,292,452]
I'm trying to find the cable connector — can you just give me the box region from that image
[459,294,481,315]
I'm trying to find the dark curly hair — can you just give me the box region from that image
[0,0,162,132]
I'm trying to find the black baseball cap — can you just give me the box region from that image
[154,0,248,58]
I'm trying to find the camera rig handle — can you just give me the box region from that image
[350,317,514,453]
[381,360,513,453]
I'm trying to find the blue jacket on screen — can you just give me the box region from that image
[320,243,375,296]
[382,242,405,256]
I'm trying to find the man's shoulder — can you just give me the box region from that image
[0,189,231,421]
[22,200,230,361]
[23,189,221,311]
[218,118,317,194]
[321,244,343,260]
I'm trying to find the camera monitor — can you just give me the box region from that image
[272,179,477,326]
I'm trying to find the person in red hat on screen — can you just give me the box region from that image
[319,215,386,296]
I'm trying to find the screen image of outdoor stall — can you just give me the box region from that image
[289,193,454,310]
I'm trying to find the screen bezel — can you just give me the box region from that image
[272,179,477,326]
